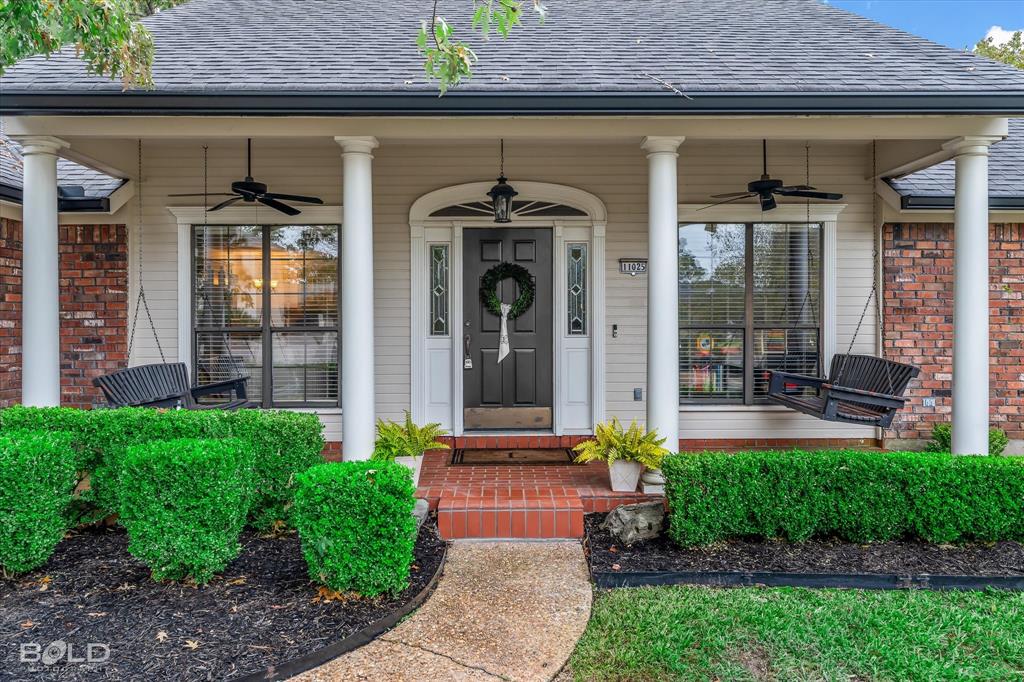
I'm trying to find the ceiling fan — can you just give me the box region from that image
[169,139,324,216]
[701,140,843,212]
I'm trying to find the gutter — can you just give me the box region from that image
[899,195,1024,210]
[0,182,112,212]
[2,91,1024,116]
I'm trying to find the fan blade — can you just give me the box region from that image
[760,194,778,211]
[168,192,237,197]
[709,191,755,199]
[262,193,324,205]
[697,194,756,211]
[779,185,816,192]
[209,196,243,211]
[258,196,301,216]
[776,189,844,200]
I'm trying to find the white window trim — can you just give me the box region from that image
[168,204,343,409]
[676,203,845,410]
[410,182,607,436]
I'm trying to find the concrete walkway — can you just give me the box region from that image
[295,542,591,682]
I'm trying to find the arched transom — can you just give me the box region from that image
[429,199,588,219]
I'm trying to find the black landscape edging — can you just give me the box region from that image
[592,569,1024,591]
[229,545,447,682]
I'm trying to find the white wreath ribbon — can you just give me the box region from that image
[497,302,512,364]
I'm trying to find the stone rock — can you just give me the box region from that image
[601,501,665,545]
[413,498,430,530]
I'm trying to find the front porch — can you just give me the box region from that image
[1,116,1010,463]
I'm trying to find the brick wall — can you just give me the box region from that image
[0,218,128,408]
[883,222,1024,443]
[0,219,21,405]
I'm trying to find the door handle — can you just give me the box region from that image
[463,334,473,370]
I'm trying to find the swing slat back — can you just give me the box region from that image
[829,354,918,396]
[94,363,193,408]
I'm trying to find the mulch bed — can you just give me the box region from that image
[1,522,445,681]
[585,514,1024,577]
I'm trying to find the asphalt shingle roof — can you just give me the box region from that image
[890,119,1024,201]
[2,0,1023,97]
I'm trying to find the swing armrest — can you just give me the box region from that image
[820,384,906,408]
[768,370,826,394]
[191,376,250,400]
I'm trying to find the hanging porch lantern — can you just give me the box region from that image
[487,139,518,223]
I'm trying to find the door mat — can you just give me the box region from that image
[451,448,575,466]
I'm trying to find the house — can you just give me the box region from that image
[881,119,1024,452]
[2,0,1023,465]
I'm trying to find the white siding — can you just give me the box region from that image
[75,137,879,442]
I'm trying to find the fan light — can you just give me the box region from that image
[488,140,518,223]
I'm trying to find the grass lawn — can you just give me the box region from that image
[569,586,1024,681]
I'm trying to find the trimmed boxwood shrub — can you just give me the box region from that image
[117,437,255,583]
[663,450,1024,546]
[293,461,416,597]
[0,430,78,574]
[926,422,1009,456]
[0,406,325,529]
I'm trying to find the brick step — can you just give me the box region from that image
[437,487,584,540]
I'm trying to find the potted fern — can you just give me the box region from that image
[572,419,669,492]
[371,411,450,486]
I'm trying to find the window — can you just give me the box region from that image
[193,224,340,407]
[567,243,588,335]
[679,222,822,404]
[429,244,450,336]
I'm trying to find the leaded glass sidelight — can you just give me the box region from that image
[429,244,450,335]
[567,243,588,335]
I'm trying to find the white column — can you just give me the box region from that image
[945,136,997,455]
[642,136,685,454]
[335,136,380,460]
[15,136,68,407]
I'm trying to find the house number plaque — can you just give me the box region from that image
[619,258,648,276]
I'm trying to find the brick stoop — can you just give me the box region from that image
[437,487,585,540]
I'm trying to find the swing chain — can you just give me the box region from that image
[127,140,167,364]
[836,140,893,393]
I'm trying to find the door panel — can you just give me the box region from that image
[463,228,553,429]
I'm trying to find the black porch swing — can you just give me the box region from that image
[93,142,252,410]
[765,142,919,428]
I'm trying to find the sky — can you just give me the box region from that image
[824,1,1024,50]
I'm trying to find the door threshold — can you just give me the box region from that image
[461,430,556,436]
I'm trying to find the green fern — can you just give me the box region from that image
[572,418,668,468]
[371,411,450,462]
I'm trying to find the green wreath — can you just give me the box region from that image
[479,262,535,320]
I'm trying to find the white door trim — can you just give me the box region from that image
[410,182,607,436]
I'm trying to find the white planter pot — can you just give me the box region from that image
[394,456,423,487]
[609,460,643,493]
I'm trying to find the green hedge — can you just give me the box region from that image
[293,461,416,597]
[0,430,78,573]
[663,450,1024,546]
[0,406,325,529]
[926,422,1009,456]
[118,438,255,583]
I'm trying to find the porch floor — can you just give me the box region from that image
[415,450,659,515]
[416,450,659,540]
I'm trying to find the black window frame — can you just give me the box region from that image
[678,221,824,406]
[191,223,342,409]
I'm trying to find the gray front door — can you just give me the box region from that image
[463,228,553,430]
